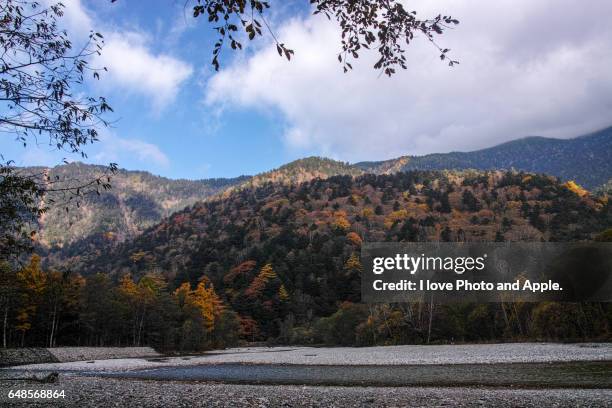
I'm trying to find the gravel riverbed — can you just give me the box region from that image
[1,375,612,407]
[5,343,610,372]
[1,344,610,407]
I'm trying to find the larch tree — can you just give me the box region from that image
[190,278,223,332]
[173,278,225,349]
[15,254,46,345]
[245,263,278,298]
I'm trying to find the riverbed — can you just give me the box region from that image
[1,343,610,407]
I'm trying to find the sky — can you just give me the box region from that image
[2,0,612,179]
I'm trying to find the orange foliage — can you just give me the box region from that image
[333,215,351,231]
[332,211,350,231]
[223,260,257,285]
[173,278,223,331]
[346,231,362,247]
[245,263,277,298]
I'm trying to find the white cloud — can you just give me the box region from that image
[55,0,93,36]
[15,131,169,169]
[93,132,170,168]
[205,0,612,161]
[98,32,193,111]
[57,0,193,111]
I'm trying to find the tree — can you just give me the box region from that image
[0,260,18,347]
[332,211,351,232]
[346,231,362,247]
[1,0,115,260]
[245,263,279,299]
[42,269,84,347]
[112,0,459,74]
[43,270,64,348]
[186,0,459,76]
[79,273,117,346]
[15,254,46,345]
[462,189,481,212]
[118,273,166,346]
[439,192,451,213]
[190,277,223,332]
[173,277,225,350]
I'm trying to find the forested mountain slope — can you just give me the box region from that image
[357,127,612,189]
[29,128,612,249]
[53,170,611,342]
[28,162,249,247]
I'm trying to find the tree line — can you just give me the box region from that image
[0,255,241,350]
[2,248,610,350]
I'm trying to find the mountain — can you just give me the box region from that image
[31,162,249,247]
[356,127,612,189]
[229,157,363,191]
[29,127,612,248]
[58,170,611,340]
[31,158,364,248]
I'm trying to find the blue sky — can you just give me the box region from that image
[2,0,611,179]
[1,0,309,179]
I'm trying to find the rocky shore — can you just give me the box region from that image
[0,347,159,367]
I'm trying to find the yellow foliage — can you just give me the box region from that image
[245,264,278,298]
[15,255,46,334]
[118,274,139,299]
[362,207,374,218]
[417,203,429,211]
[278,284,290,301]
[599,195,609,205]
[173,279,223,332]
[384,210,408,228]
[191,279,222,331]
[564,180,588,197]
[333,215,351,231]
[129,251,147,263]
[344,253,363,273]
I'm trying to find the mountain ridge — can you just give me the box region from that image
[357,126,612,189]
[28,126,612,248]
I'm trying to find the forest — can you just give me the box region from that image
[2,170,611,350]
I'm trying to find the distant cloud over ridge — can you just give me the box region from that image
[206,0,612,161]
